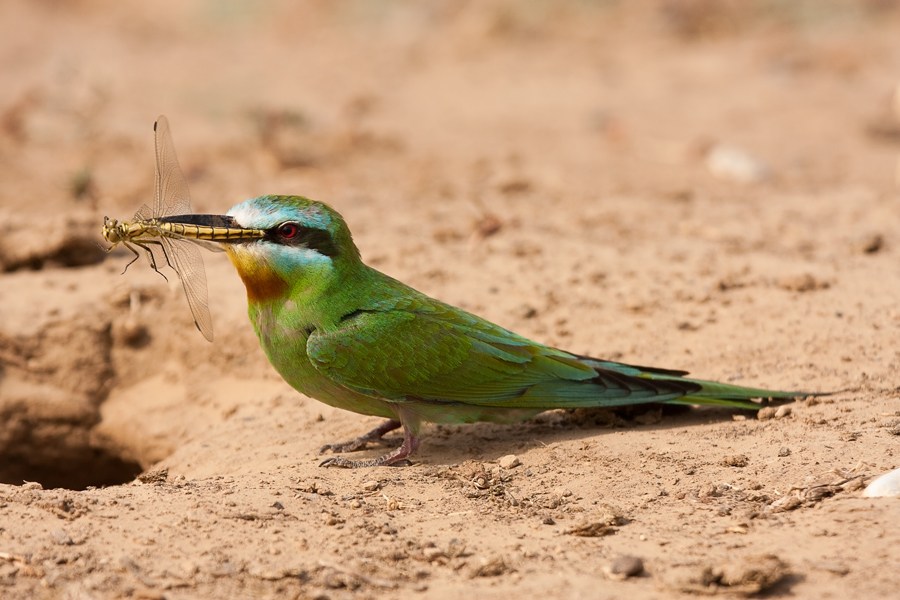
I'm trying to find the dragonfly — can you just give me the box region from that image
[102,115,264,341]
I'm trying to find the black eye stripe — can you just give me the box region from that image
[264,223,339,258]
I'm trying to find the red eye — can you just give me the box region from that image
[279,223,299,238]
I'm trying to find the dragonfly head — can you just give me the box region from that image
[102,217,123,245]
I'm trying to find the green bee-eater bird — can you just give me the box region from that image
[180,195,810,468]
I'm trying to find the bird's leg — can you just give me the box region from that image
[319,421,419,468]
[317,419,402,455]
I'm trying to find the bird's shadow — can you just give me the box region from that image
[400,401,793,467]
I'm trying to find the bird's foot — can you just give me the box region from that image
[317,419,402,455]
[318,456,412,468]
[319,423,419,468]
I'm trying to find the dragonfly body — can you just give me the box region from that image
[103,214,263,250]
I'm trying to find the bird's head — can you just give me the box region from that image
[201,195,362,304]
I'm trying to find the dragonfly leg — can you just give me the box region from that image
[133,239,171,282]
[119,242,142,274]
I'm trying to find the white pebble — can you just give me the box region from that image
[862,467,900,498]
[705,143,770,184]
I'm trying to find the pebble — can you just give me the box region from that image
[705,143,770,184]
[862,467,900,498]
[757,406,778,420]
[499,455,521,469]
[362,480,379,492]
[604,555,644,581]
[774,405,792,419]
[721,454,749,468]
[758,405,792,421]
[51,529,73,546]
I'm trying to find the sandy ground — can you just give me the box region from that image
[1,1,900,598]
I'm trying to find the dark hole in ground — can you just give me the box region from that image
[0,448,143,491]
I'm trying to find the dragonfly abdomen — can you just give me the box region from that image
[159,217,266,242]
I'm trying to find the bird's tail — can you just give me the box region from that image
[581,357,822,410]
[658,376,820,409]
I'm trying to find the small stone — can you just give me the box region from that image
[770,495,802,512]
[22,481,43,491]
[774,405,792,419]
[564,522,615,537]
[757,406,778,420]
[854,233,884,254]
[699,483,720,498]
[137,469,168,484]
[776,273,828,293]
[51,529,73,546]
[361,480,379,492]
[778,447,791,457]
[470,556,511,578]
[722,454,749,468]
[604,555,644,581]
[705,143,770,184]
[597,504,626,526]
[499,455,521,469]
[717,554,788,593]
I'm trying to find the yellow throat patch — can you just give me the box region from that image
[225,246,289,303]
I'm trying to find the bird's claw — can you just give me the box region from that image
[317,419,403,455]
[315,419,418,468]
[317,441,367,455]
[319,456,413,469]
[318,456,358,468]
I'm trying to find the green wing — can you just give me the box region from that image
[306,297,701,410]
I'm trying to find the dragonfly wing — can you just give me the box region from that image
[134,204,154,221]
[161,236,213,341]
[153,115,192,218]
[186,238,226,253]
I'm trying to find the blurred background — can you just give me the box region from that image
[1,0,899,487]
[2,0,899,223]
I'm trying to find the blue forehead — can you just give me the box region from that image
[227,195,333,230]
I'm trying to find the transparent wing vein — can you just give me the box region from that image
[161,236,213,341]
[153,115,192,218]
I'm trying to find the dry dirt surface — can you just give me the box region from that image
[2,1,900,598]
